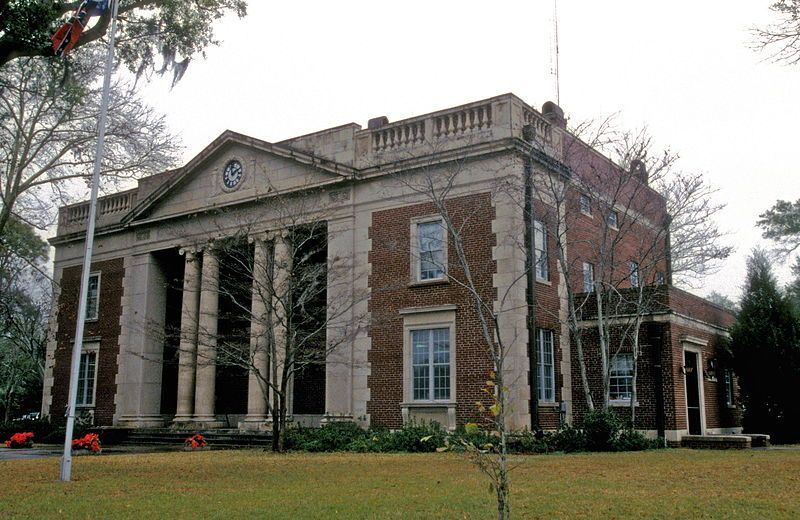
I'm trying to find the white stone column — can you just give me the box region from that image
[323,216,355,422]
[193,244,222,425]
[174,248,201,423]
[271,233,292,417]
[241,236,271,429]
[115,253,169,427]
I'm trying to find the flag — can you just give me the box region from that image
[51,1,110,58]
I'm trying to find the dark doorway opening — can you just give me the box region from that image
[156,248,184,416]
[684,350,702,435]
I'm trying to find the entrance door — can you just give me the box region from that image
[684,350,702,435]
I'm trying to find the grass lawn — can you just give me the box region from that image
[1,449,799,519]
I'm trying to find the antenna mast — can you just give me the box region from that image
[551,0,561,105]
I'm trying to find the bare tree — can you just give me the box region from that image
[752,0,800,65]
[0,218,49,422]
[0,50,180,236]
[529,120,730,422]
[386,150,524,520]
[150,187,367,452]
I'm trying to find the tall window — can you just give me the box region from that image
[77,350,98,406]
[724,368,735,407]
[534,220,548,281]
[629,261,640,288]
[607,210,619,229]
[535,329,555,402]
[582,262,595,293]
[417,220,445,281]
[579,193,592,216]
[610,353,634,401]
[85,273,100,320]
[411,328,450,401]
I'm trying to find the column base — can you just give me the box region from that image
[189,416,226,429]
[116,415,167,428]
[320,413,354,425]
[238,415,272,431]
[172,414,195,425]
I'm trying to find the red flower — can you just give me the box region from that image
[184,434,207,449]
[72,433,102,453]
[4,432,34,449]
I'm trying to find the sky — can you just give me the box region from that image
[136,0,800,301]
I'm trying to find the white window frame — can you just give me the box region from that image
[629,260,640,288]
[579,193,592,216]
[76,341,100,408]
[582,262,595,293]
[534,220,549,282]
[400,306,457,429]
[535,329,555,403]
[682,341,707,435]
[85,272,101,321]
[410,216,447,283]
[607,210,619,230]
[609,352,634,404]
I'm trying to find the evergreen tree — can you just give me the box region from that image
[730,250,800,443]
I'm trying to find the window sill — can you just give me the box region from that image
[580,211,593,218]
[401,401,456,408]
[76,404,95,409]
[535,278,552,286]
[608,400,638,407]
[537,401,559,408]
[408,278,449,289]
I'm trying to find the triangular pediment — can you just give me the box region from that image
[124,131,354,224]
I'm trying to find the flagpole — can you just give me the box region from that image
[61,0,121,482]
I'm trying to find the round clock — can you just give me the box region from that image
[222,159,243,189]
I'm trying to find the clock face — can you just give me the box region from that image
[222,160,243,189]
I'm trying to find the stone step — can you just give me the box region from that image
[121,429,272,448]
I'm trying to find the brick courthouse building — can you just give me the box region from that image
[42,94,741,443]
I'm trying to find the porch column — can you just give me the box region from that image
[174,248,201,423]
[242,236,271,428]
[271,232,293,415]
[193,244,221,425]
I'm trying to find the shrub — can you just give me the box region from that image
[507,430,551,454]
[613,429,665,451]
[376,421,447,453]
[72,433,101,453]
[582,410,621,452]
[185,434,207,449]
[5,432,34,449]
[549,424,587,453]
[286,422,367,452]
[0,419,88,445]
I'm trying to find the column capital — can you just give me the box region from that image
[248,232,271,244]
[179,245,201,257]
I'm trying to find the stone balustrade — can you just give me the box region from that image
[356,94,563,168]
[58,189,138,235]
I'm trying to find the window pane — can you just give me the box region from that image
[418,221,444,280]
[536,330,555,402]
[580,194,591,214]
[77,352,97,406]
[86,274,99,319]
[534,221,548,281]
[629,261,640,288]
[610,353,633,400]
[411,328,450,401]
[583,262,594,292]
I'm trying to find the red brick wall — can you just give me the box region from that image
[569,322,666,430]
[667,288,736,328]
[665,322,741,431]
[367,193,497,428]
[52,258,124,426]
[531,196,563,429]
